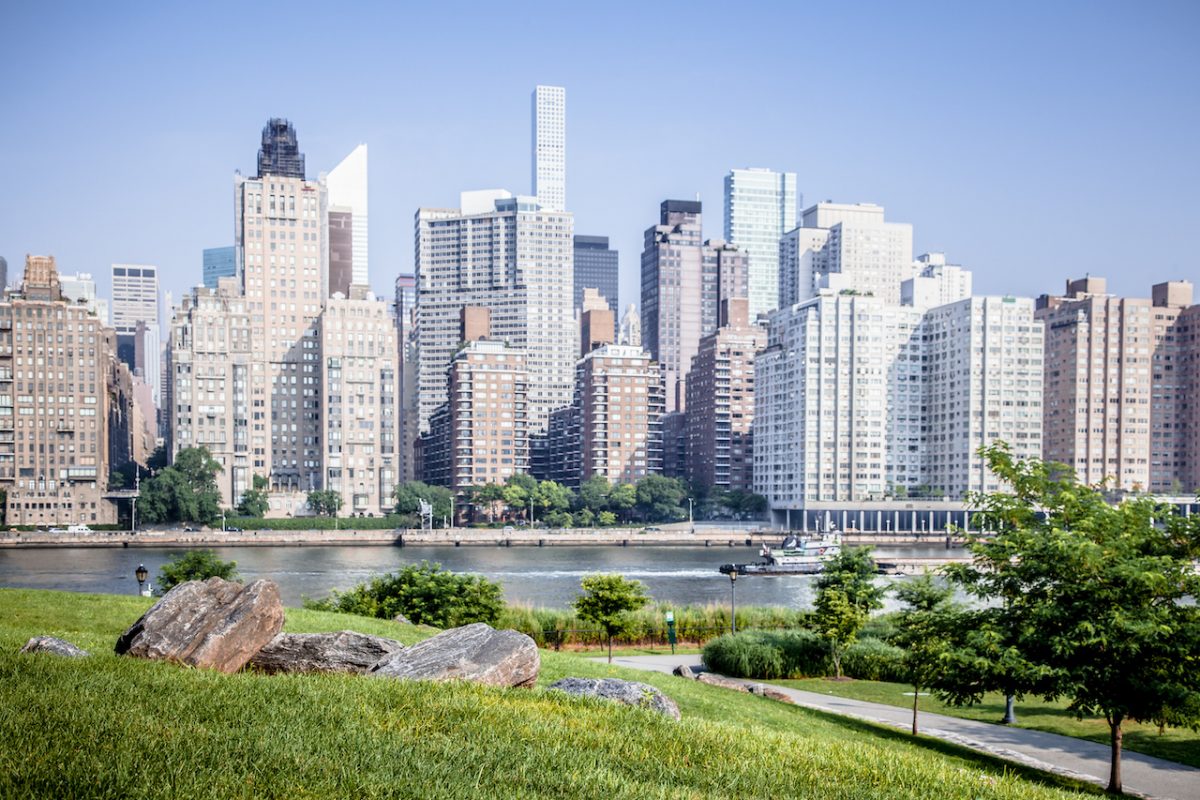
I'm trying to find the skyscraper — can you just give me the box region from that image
[111,263,159,368]
[415,190,574,436]
[234,118,327,491]
[202,246,236,289]
[58,271,108,323]
[325,144,369,288]
[573,235,619,318]
[0,256,7,290]
[257,118,306,179]
[532,85,566,212]
[724,168,797,319]
[641,200,747,411]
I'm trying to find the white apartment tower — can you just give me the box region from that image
[532,85,566,212]
[778,203,913,306]
[724,168,798,320]
[902,253,973,309]
[324,144,369,287]
[414,191,574,436]
[111,264,159,336]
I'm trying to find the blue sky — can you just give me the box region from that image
[1,1,1197,312]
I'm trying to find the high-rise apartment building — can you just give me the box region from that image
[257,118,306,180]
[234,119,327,492]
[577,344,664,485]
[532,85,566,212]
[1036,277,1195,492]
[111,263,159,367]
[685,298,766,493]
[169,278,253,508]
[1177,304,1200,493]
[0,256,126,525]
[724,168,798,320]
[202,246,237,289]
[414,190,574,437]
[325,144,369,289]
[318,288,398,515]
[778,203,913,305]
[573,235,619,320]
[641,200,747,411]
[394,273,418,482]
[901,253,973,309]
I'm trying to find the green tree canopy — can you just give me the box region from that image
[815,547,884,612]
[944,443,1200,794]
[137,447,223,525]
[156,549,239,593]
[573,573,651,662]
[306,489,343,518]
[237,474,269,518]
[393,482,453,524]
[813,587,866,679]
[892,575,958,735]
[634,475,687,522]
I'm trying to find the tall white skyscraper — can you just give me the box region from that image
[724,168,797,319]
[111,263,160,336]
[415,190,575,436]
[324,143,369,287]
[532,85,566,212]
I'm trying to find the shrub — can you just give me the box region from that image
[703,629,830,679]
[156,549,239,593]
[860,612,900,644]
[303,561,503,628]
[841,638,908,682]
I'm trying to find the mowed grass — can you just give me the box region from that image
[780,677,1200,769]
[0,589,1101,800]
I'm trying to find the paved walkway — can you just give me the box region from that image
[603,655,1200,800]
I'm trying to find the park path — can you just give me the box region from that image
[603,654,1200,800]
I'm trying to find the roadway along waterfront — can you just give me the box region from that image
[0,538,963,610]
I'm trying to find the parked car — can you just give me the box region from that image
[225,526,242,532]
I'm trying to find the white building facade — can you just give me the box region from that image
[532,85,566,212]
[324,144,369,287]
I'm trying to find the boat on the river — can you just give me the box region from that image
[719,532,842,576]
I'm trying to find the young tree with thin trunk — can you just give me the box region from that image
[573,574,650,663]
[892,575,957,736]
[946,443,1200,795]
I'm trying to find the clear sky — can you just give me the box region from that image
[1,0,1197,314]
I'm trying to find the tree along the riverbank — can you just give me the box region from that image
[136,447,223,525]
[940,443,1200,795]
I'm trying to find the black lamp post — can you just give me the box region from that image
[135,564,148,596]
[728,571,738,634]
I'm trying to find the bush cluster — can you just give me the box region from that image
[701,629,906,681]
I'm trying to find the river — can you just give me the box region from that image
[0,543,958,611]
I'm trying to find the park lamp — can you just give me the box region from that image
[728,571,738,634]
[135,564,148,595]
[665,610,676,654]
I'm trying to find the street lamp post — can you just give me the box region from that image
[687,498,694,531]
[728,571,738,634]
[135,564,148,596]
[221,509,226,533]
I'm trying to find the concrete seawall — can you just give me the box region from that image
[0,527,970,550]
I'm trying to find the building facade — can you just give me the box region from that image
[324,144,369,288]
[724,168,798,320]
[577,344,664,485]
[0,256,125,525]
[532,85,566,212]
[202,246,237,289]
[414,191,574,437]
[573,235,619,320]
[685,299,766,493]
[111,263,159,367]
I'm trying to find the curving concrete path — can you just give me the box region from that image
[602,654,1200,800]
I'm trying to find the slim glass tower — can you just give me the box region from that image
[723,168,797,319]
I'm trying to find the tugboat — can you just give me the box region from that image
[719,531,842,576]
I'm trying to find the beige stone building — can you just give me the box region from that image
[578,344,664,485]
[1036,277,1194,492]
[318,288,399,515]
[685,298,766,493]
[0,256,125,525]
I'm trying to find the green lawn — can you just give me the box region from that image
[0,588,1103,799]
[779,677,1200,769]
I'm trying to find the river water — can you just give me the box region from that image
[0,543,957,611]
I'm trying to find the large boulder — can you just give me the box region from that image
[549,677,681,721]
[747,683,794,703]
[369,622,538,688]
[696,672,750,693]
[115,577,284,674]
[672,664,695,679]
[248,631,404,675]
[19,636,90,658]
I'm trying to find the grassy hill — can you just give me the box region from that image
[0,588,1100,799]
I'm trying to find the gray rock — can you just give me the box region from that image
[672,664,695,679]
[115,577,285,674]
[19,636,90,658]
[393,613,411,625]
[748,683,794,703]
[549,677,681,721]
[369,622,538,688]
[248,631,404,675]
[696,672,750,692]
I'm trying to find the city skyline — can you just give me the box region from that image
[2,2,1197,313]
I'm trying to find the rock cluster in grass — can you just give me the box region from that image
[109,577,540,688]
[115,576,285,673]
[249,631,404,675]
[549,677,681,720]
[673,664,793,704]
[19,636,90,658]
[369,622,539,688]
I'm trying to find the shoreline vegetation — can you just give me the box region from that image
[1,587,1103,799]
